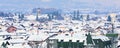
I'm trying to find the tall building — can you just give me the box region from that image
[36,8,41,21]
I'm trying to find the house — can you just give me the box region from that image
[6,26,17,33]
[47,32,112,48]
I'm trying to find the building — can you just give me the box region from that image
[47,32,112,48]
[6,26,17,33]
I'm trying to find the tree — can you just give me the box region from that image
[58,30,62,33]
[1,42,7,48]
[80,15,83,21]
[69,29,73,32]
[107,16,111,22]
[86,15,90,21]
[86,33,93,44]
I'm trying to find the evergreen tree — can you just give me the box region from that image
[107,16,111,22]
[86,15,90,21]
[1,42,7,48]
[80,15,83,21]
[86,33,93,44]
[73,11,76,20]
[77,10,79,20]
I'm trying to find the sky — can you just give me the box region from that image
[0,0,120,12]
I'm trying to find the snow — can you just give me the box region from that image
[118,41,120,45]
[50,32,86,42]
[92,35,110,41]
[27,33,49,41]
[0,32,16,35]
[8,45,24,48]
[25,15,36,20]
[8,39,27,44]
[0,13,119,48]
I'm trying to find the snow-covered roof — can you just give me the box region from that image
[49,32,110,42]
[38,14,48,18]
[50,32,86,42]
[27,33,49,41]
[92,35,110,41]
[8,39,27,44]
[25,15,36,20]
[0,32,16,35]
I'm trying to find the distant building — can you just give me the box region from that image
[32,8,63,20]
[24,15,36,21]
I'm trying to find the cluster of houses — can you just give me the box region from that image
[0,12,119,48]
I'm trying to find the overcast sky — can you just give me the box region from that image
[0,0,120,12]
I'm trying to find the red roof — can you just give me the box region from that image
[6,26,17,33]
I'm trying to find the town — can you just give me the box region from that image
[0,8,120,48]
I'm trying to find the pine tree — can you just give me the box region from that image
[1,42,7,48]
[86,33,93,44]
[107,16,111,22]
[80,15,83,21]
[86,15,90,21]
